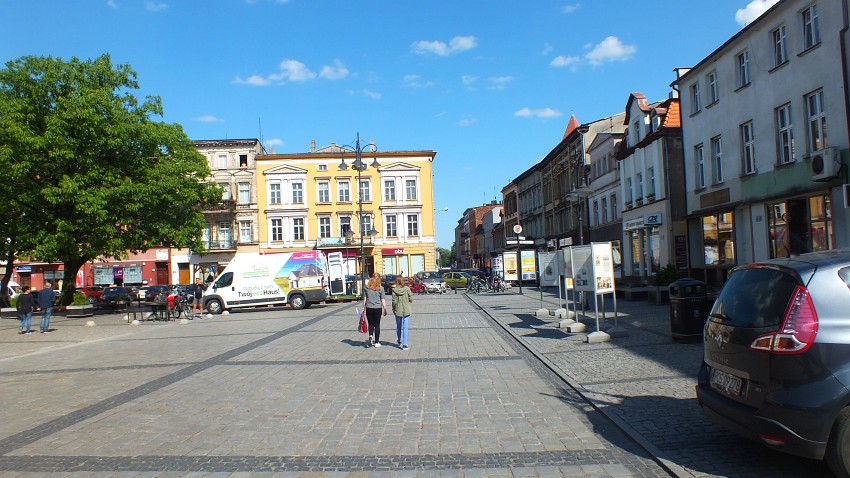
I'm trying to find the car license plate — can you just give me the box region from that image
[710,368,743,396]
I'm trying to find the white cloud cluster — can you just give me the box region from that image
[192,115,224,123]
[487,76,513,91]
[145,1,168,12]
[550,35,637,70]
[514,107,562,119]
[561,3,580,14]
[235,59,351,86]
[264,138,284,153]
[106,0,118,9]
[403,74,434,88]
[411,35,478,56]
[735,0,779,26]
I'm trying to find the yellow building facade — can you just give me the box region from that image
[255,141,438,279]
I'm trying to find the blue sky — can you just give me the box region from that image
[2,0,778,249]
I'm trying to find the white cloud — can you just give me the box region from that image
[735,0,779,26]
[319,60,349,80]
[411,35,478,56]
[514,107,562,119]
[487,76,513,91]
[106,0,118,9]
[145,1,168,12]
[585,36,636,65]
[192,115,224,123]
[561,3,580,13]
[550,55,580,68]
[403,74,434,88]
[233,74,272,86]
[461,75,478,85]
[361,89,382,100]
[541,43,553,55]
[457,116,478,127]
[264,138,284,153]
[234,59,316,86]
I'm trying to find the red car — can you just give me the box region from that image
[76,286,104,304]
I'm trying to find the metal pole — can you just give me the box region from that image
[357,133,366,298]
[517,236,522,295]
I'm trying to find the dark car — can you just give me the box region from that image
[76,286,103,304]
[145,285,172,302]
[101,286,133,307]
[696,249,850,478]
[381,274,399,293]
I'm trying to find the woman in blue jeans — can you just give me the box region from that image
[391,276,413,350]
[17,286,34,334]
[362,273,387,347]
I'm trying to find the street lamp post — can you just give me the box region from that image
[339,133,380,297]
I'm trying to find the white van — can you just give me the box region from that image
[5,281,21,299]
[203,251,341,314]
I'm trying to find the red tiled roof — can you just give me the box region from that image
[563,115,580,140]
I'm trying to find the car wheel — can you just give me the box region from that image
[289,294,306,310]
[827,407,850,478]
[206,299,223,315]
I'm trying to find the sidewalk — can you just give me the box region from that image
[467,288,831,478]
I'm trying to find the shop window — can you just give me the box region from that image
[702,212,735,265]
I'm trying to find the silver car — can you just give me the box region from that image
[414,271,447,294]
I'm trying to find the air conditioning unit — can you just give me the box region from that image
[811,147,841,181]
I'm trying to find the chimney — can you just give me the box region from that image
[310,139,316,153]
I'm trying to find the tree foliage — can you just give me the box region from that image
[0,54,220,304]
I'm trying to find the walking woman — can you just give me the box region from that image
[362,273,387,347]
[17,286,34,334]
[391,276,413,350]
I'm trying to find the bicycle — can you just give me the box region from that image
[169,291,193,319]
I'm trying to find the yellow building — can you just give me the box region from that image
[255,139,438,279]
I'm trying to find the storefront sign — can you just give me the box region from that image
[16,266,32,272]
[645,213,662,226]
[381,248,405,255]
[559,237,573,247]
[623,217,644,231]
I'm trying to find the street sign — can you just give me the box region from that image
[506,239,534,245]
[513,224,522,234]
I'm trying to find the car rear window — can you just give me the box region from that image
[711,267,799,328]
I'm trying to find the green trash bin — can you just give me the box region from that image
[669,278,710,341]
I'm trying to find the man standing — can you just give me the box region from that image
[192,277,205,317]
[38,281,57,333]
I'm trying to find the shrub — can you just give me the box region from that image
[653,263,681,286]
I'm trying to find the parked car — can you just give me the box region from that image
[696,249,850,478]
[462,269,488,280]
[412,271,447,294]
[382,274,399,293]
[76,286,103,304]
[145,285,172,302]
[101,286,133,307]
[442,271,471,290]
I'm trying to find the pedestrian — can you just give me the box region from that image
[191,277,205,318]
[362,272,387,347]
[38,281,57,333]
[391,276,413,350]
[17,286,34,335]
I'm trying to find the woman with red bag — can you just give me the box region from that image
[362,273,387,347]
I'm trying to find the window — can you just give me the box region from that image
[292,182,303,203]
[384,180,395,200]
[220,183,231,201]
[707,71,719,104]
[406,179,417,200]
[360,215,372,235]
[238,182,250,204]
[271,219,283,241]
[593,200,599,226]
[318,164,328,171]
[636,173,643,199]
[611,194,617,220]
[407,214,419,236]
[806,89,827,152]
[695,144,706,188]
[690,82,702,113]
[702,212,735,265]
[386,215,397,237]
[773,25,788,67]
[626,178,633,204]
[219,223,231,248]
[632,120,641,144]
[741,121,756,174]
[776,103,795,164]
[601,197,608,223]
[293,218,304,240]
[239,221,252,243]
[319,216,331,238]
[217,154,228,170]
[269,183,281,204]
[711,137,723,184]
[358,179,370,202]
[239,154,248,168]
[648,167,656,197]
[802,4,820,50]
[340,217,351,236]
[737,51,750,88]
[317,181,330,203]
[338,181,350,202]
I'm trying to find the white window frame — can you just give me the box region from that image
[318,216,331,238]
[648,167,656,197]
[384,180,395,201]
[802,4,820,50]
[601,197,608,224]
[358,179,371,202]
[292,182,303,204]
[269,182,281,205]
[626,178,633,204]
[776,103,795,164]
[239,220,252,243]
[338,181,350,203]
[691,83,702,113]
[317,181,330,203]
[773,25,788,67]
[217,154,228,170]
[707,71,719,104]
[711,136,724,184]
[695,144,706,189]
[741,121,756,174]
[636,172,643,199]
[405,179,418,200]
[339,216,351,236]
[292,218,304,241]
[271,218,283,242]
[238,182,250,205]
[359,214,373,235]
[386,215,397,237]
[611,194,617,220]
[737,50,750,88]
[407,214,419,236]
[806,89,827,152]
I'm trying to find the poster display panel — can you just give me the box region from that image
[502,253,518,282]
[520,250,537,281]
[561,247,574,289]
[570,245,594,292]
[538,251,559,286]
[591,242,615,294]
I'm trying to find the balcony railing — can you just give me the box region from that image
[204,239,236,251]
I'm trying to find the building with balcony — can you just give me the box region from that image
[255,139,437,279]
[675,0,849,286]
[454,202,501,270]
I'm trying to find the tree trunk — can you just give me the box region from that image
[58,257,87,306]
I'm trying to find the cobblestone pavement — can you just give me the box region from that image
[466,288,834,478]
[0,297,671,477]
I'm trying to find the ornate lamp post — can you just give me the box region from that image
[339,133,380,297]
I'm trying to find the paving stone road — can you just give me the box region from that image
[0,289,836,477]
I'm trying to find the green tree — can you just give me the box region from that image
[437,247,452,268]
[0,54,220,304]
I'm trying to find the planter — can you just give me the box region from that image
[66,304,94,318]
[1,307,18,320]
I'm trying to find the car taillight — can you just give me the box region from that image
[750,285,818,354]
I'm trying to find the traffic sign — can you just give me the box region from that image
[513,224,522,234]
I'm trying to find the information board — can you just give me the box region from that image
[537,251,559,286]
